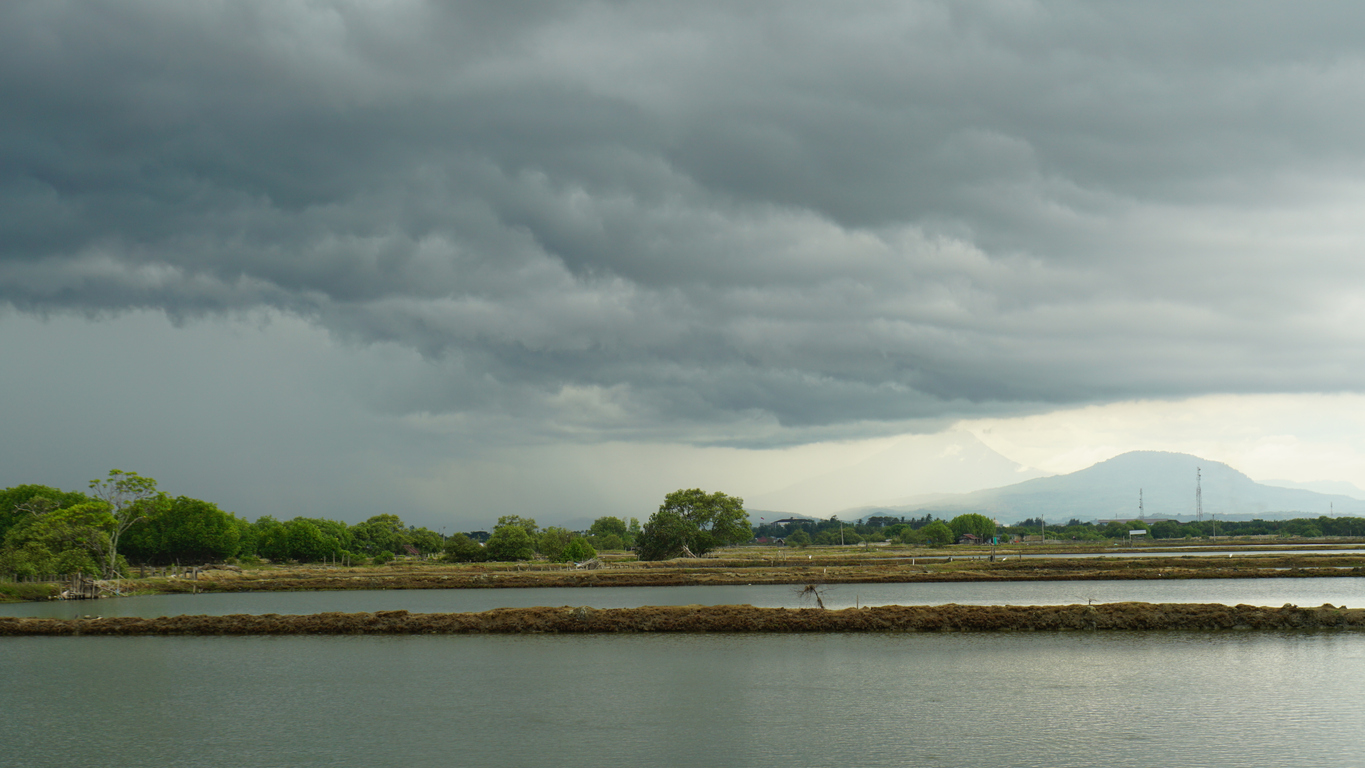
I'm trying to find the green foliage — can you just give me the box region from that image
[253,516,290,562]
[0,541,58,578]
[372,551,394,566]
[0,484,90,543]
[591,533,625,551]
[122,496,242,564]
[537,527,574,560]
[285,519,333,562]
[907,520,954,546]
[589,516,630,544]
[1101,521,1129,538]
[2,501,117,576]
[443,533,486,562]
[636,489,751,560]
[408,527,443,555]
[87,470,159,577]
[814,526,862,545]
[785,529,811,547]
[350,514,406,556]
[496,515,539,537]
[949,513,996,541]
[485,524,535,561]
[558,538,597,563]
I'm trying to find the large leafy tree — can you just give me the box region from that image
[949,513,996,541]
[537,526,574,560]
[122,496,242,565]
[0,484,90,544]
[443,533,486,562]
[484,523,535,561]
[0,502,112,577]
[636,489,751,560]
[350,514,407,556]
[88,470,159,578]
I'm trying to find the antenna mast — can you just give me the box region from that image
[1139,488,1144,520]
[1195,467,1203,522]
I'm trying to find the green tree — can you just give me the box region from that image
[592,533,625,551]
[948,513,996,541]
[0,484,90,544]
[786,529,812,547]
[1101,521,1129,539]
[1,501,115,576]
[636,489,751,560]
[537,527,574,560]
[285,518,334,562]
[253,516,290,562]
[496,515,540,538]
[443,533,486,562]
[589,516,629,544]
[87,470,159,578]
[350,514,406,556]
[122,496,242,564]
[485,524,535,561]
[559,538,596,563]
[909,520,954,546]
[408,527,443,556]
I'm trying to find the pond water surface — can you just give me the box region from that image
[2,576,1361,618]
[3,631,1362,768]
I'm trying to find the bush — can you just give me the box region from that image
[443,534,486,563]
[372,551,394,566]
[557,538,596,563]
[904,521,954,546]
[593,534,625,551]
[485,525,535,561]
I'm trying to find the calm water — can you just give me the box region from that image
[3,632,1363,768]
[2,576,1362,618]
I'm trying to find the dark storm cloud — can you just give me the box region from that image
[5,0,1365,443]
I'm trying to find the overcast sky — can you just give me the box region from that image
[4,1,1365,529]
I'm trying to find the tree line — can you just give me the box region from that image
[18,469,1347,581]
[0,471,676,579]
[755,512,996,547]
[1005,515,1365,541]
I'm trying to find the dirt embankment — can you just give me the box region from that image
[4,602,1362,636]
[157,554,1365,595]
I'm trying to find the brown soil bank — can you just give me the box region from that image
[3,602,1363,636]
[151,554,1365,596]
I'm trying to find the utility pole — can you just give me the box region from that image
[1139,488,1144,521]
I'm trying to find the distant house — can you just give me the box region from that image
[957,533,981,545]
[402,544,420,557]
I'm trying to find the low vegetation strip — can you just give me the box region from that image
[3,603,1362,636]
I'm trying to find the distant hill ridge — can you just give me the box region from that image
[844,450,1365,524]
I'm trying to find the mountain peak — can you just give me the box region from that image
[887,449,1360,523]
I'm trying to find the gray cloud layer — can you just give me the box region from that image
[6,1,1365,445]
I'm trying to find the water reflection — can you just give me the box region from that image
[2,632,1362,768]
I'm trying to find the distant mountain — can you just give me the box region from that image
[747,430,1044,517]
[1263,479,1365,501]
[872,451,1365,524]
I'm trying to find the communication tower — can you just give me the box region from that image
[1195,467,1203,522]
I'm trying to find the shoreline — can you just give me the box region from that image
[5,548,1363,603]
[3,602,1362,635]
